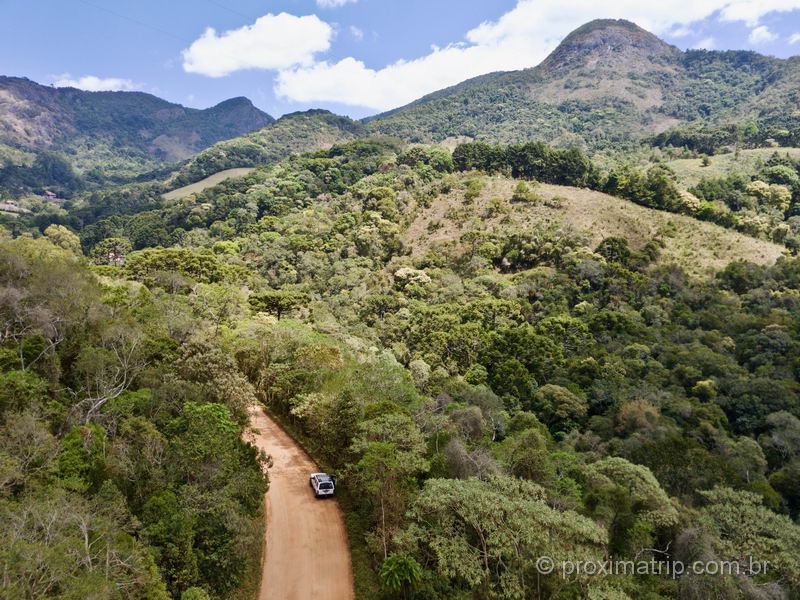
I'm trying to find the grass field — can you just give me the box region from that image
[404,176,787,278]
[667,147,800,189]
[162,168,256,201]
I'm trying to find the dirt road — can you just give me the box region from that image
[247,405,355,600]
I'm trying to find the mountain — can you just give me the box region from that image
[161,21,800,188]
[366,19,799,150]
[14,19,796,195]
[0,76,273,189]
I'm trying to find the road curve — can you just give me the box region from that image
[247,405,355,600]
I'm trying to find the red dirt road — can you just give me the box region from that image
[247,405,355,600]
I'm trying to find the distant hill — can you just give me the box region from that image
[0,76,273,192]
[166,109,366,188]
[366,19,800,150]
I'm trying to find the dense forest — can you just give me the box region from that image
[0,236,268,599]
[3,136,800,599]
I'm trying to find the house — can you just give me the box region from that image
[42,190,58,199]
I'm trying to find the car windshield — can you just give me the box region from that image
[320,483,333,490]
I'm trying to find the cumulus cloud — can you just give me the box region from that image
[748,25,778,43]
[719,0,800,26]
[53,75,136,92]
[316,0,357,7]
[790,32,800,43]
[182,13,333,77]
[277,0,800,110]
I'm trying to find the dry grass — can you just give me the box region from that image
[667,147,800,189]
[404,175,787,277]
[162,167,256,201]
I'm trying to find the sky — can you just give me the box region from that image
[2,0,800,119]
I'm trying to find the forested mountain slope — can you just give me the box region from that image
[366,20,800,151]
[4,15,800,600]
[0,76,273,192]
[4,138,797,598]
[166,109,365,188]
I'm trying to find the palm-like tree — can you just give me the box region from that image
[380,553,422,599]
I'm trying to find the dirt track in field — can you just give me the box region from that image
[247,405,354,600]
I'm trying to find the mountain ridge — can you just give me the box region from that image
[0,76,274,189]
[3,19,800,193]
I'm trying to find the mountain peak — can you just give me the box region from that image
[210,96,257,110]
[540,19,680,73]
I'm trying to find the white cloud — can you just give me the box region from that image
[719,0,800,26]
[694,36,716,49]
[748,25,778,43]
[350,25,364,41]
[182,13,333,77]
[316,0,357,7]
[53,75,136,92]
[669,26,694,37]
[789,32,800,43]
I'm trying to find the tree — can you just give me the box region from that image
[90,236,133,265]
[497,427,552,483]
[595,237,632,266]
[0,488,169,599]
[380,553,423,599]
[645,164,683,211]
[746,180,792,212]
[532,384,588,433]
[404,475,607,599]
[350,413,429,558]
[44,225,82,255]
[69,325,147,424]
[759,411,800,466]
[698,487,800,594]
[453,142,507,173]
[125,247,235,286]
[249,290,311,319]
[0,370,48,415]
[584,457,678,555]
[397,146,454,173]
[0,237,100,371]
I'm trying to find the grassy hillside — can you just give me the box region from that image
[667,147,800,189]
[162,168,256,201]
[405,176,786,276]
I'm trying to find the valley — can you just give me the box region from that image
[1,15,800,600]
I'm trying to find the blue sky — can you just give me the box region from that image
[1,0,800,119]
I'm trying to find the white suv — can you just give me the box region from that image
[309,473,335,498]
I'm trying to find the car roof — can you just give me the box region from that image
[311,472,332,480]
